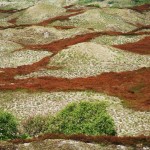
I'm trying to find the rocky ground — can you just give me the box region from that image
[0,0,150,149]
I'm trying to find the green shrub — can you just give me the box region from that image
[22,115,50,136]
[47,101,116,136]
[0,110,18,140]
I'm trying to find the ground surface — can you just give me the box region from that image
[0,0,150,149]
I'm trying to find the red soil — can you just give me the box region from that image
[53,25,76,30]
[130,4,150,13]
[26,32,104,53]
[0,56,52,81]
[66,8,85,12]
[64,5,75,9]
[37,11,85,26]
[127,25,150,34]
[113,36,150,54]
[10,133,150,147]
[0,67,149,111]
[0,10,85,29]
[0,9,22,13]
[8,18,17,24]
[0,7,31,14]
[25,31,150,55]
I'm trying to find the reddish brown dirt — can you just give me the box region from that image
[0,9,22,13]
[9,133,150,147]
[0,7,31,14]
[64,5,75,9]
[25,32,104,53]
[113,36,150,54]
[0,67,149,111]
[8,18,17,24]
[127,25,150,34]
[130,4,150,13]
[0,56,52,81]
[25,30,150,55]
[37,11,85,26]
[66,8,85,12]
[53,25,76,30]
[0,10,85,29]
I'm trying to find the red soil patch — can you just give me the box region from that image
[53,25,76,30]
[8,18,17,24]
[0,56,52,81]
[0,10,85,29]
[66,8,85,12]
[10,133,150,147]
[26,31,150,55]
[0,7,30,13]
[0,67,149,111]
[127,25,150,34]
[0,9,21,13]
[130,4,150,13]
[113,36,150,55]
[64,5,75,9]
[37,11,85,26]
[26,32,104,53]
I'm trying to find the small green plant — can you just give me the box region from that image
[47,101,116,136]
[22,115,50,136]
[0,110,18,140]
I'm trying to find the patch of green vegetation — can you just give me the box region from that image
[22,115,50,136]
[47,101,116,136]
[0,110,18,140]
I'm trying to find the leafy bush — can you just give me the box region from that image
[47,101,116,136]
[22,115,50,136]
[0,110,18,140]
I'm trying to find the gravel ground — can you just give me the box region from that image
[16,2,66,25]
[15,42,150,79]
[91,35,146,45]
[50,8,136,32]
[0,50,52,68]
[0,26,92,45]
[0,90,150,136]
[0,40,23,57]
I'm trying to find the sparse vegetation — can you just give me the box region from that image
[22,115,50,136]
